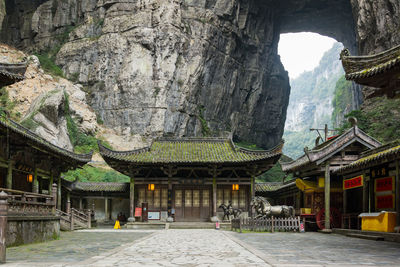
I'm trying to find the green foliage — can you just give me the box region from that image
[331,75,353,127]
[35,53,64,77]
[257,155,294,183]
[64,92,111,153]
[69,72,80,83]
[337,97,400,143]
[283,130,318,159]
[63,165,129,183]
[0,89,16,117]
[198,106,211,136]
[34,25,77,77]
[153,87,161,97]
[234,141,264,151]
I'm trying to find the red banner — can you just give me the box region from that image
[376,194,394,209]
[343,175,363,190]
[134,207,142,217]
[375,177,394,192]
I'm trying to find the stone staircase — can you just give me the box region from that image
[56,208,91,231]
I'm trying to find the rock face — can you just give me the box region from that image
[2,0,400,149]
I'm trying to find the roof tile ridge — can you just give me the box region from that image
[1,113,92,161]
[97,140,150,156]
[235,140,284,155]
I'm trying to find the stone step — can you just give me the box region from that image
[346,233,384,241]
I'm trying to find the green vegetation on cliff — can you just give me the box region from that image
[338,96,400,143]
[331,75,353,127]
[63,165,129,183]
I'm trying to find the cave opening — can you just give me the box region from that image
[278,32,346,159]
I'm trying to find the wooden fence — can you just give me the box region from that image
[231,216,302,232]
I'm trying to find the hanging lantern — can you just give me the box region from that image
[27,174,33,183]
[232,184,239,191]
[148,184,155,191]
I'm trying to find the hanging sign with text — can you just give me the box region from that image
[375,176,394,192]
[376,194,394,210]
[343,175,363,190]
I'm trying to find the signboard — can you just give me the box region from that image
[371,165,388,178]
[376,194,394,209]
[375,177,394,192]
[134,207,142,217]
[343,175,363,190]
[148,211,160,220]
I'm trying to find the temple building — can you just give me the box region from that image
[98,137,283,222]
[0,112,92,245]
[340,44,400,98]
[0,60,27,87]
[280,125,381,230]
[335,142,400,228]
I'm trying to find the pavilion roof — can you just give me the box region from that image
[0,113,92,164]
[340,45,400,95]
[255,182,295,193]
[335,141,400,174]
[0,61,27,87]
[99,137,283,165]
[281,126,381,173]
[63,180,129,192]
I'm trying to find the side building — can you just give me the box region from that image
[98,137,283,222]
[280,125,381,230]
[0,112,92,246]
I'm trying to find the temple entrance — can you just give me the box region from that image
[173,186,211,222]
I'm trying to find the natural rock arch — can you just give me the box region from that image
[0,0,399,149]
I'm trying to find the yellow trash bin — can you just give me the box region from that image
[359,212,397,232]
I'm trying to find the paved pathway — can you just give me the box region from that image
[5,229,400,266]
[76,229,267,266]
[5,230,153,266]
[229,231,400,266]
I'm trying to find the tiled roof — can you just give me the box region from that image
[255,182,295,193]
[340,45,400,80]
[72,182,129,192]
[99,138,283,164]
[0,113,92,164]
[0,61,27,86]
[281,126,381,172]
[335,142,400,174]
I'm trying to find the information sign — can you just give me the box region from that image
[343,175,363,190]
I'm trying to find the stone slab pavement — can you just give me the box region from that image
[228,231,400,266]
[4,229,400,266]
[4,229,154,266]
[75,229,268,267]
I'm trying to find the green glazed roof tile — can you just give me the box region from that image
[99,138,283,164]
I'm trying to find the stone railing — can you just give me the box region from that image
[0,184,57,217]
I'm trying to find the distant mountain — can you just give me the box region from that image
[283,43,344,159]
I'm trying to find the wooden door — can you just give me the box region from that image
[174,186,211,222]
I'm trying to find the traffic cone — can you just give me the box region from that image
[114,220,121,230]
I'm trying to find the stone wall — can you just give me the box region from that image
[6,216,60,247]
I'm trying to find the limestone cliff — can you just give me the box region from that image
[1,0,400,149]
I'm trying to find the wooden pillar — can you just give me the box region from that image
[57,174,62,210]
[251,176,255,199]
[52,183,57,214]
[369,174,374,212]
[66,191,71,214]
[0,191,8,263]
[396,160,400,225]
[212,177,217,217]
[362,171,368,212]
[79,198,83,210]
[128,176,135,222]
[104,197,109,221]
[6,160,13,189]
[324,163,331,230]
[32,167,39,194]
[167,177,173,221]
[48,171,54,195]
[343,188,347,214]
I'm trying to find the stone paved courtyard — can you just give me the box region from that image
[4,229,400,266]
